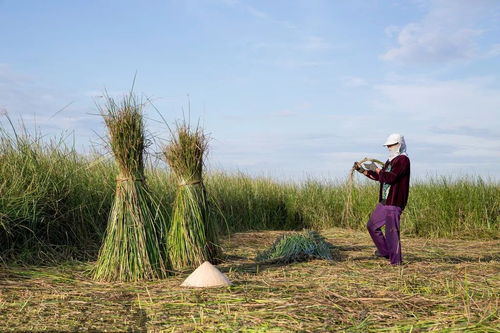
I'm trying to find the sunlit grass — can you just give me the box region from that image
[91,92,169,281]
[1,228,498,331]
[0,120,498,264]
[163,122,220,270]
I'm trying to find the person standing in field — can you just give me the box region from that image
[353,133,410,265]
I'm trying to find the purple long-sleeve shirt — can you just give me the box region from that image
[367,155,410,210]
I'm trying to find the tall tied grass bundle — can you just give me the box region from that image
[341,157,384,227]
[92,93,168,281]
[256,230,334,264]
[164,123,220,270]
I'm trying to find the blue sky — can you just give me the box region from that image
[1,0,499,181]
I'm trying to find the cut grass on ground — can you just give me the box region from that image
[0,228,498,332]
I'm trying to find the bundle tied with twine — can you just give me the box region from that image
[163,123,220,270]
[92,93,168,282]
[341,157,384,227]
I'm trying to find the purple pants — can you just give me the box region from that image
[367,203,402,265]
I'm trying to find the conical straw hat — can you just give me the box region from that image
[181,261,231,288]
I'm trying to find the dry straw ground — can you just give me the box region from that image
[0,228,498,332]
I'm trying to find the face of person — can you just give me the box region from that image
[387,143,399,152]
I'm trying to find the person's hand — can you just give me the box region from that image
[353,162,365,174]
[363,161,378,172]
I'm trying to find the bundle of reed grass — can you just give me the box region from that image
[341,157,384,226]
[92,93,168,281]
[256,230,334,264]
[163,123,220,270]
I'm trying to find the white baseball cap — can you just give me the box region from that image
[383,133,402,146]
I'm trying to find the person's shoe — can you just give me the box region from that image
[388,261,403,266]
[374,250,389,259]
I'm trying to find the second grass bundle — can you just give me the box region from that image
[164,123,220,270]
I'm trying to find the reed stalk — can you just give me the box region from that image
[92,92,168,281]
[341,158,384,227]
[163,123,220,270]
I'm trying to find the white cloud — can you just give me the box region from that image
[0,64,102,150]
[372,76,500,173]
[0,65,59,118]
[381,0,499,64]
[374,77,500,128]
[382,24,480,63]
[414,133,500,156]
[208,75,500,180]
[451,148,500,158]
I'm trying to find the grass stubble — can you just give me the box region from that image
[0,228,498,331]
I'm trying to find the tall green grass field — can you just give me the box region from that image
[0,127,498,263]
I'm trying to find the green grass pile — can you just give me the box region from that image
[92,93,168,281]
[256,230,334,264]
[163,123,220,270]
